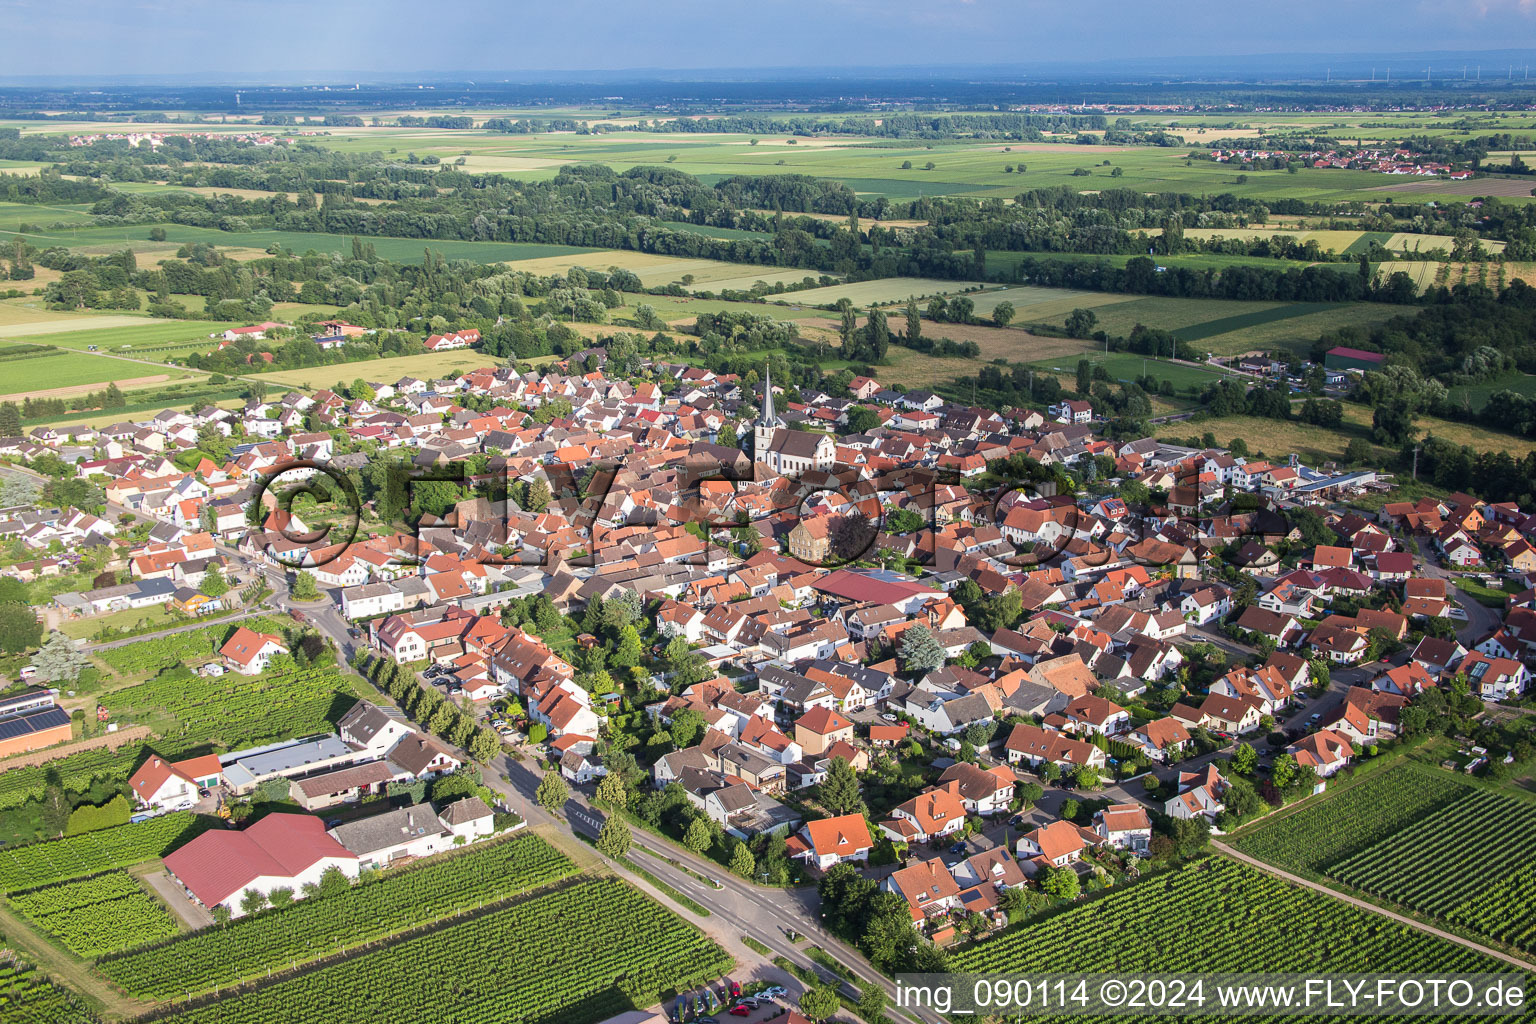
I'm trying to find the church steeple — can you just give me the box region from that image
[760,362,781,426]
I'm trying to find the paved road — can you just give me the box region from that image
[490,754,947,1024]
[1216,840,1536,971]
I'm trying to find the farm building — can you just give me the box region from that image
[0,688,72,758]
[1324,346,1386,373]
[164,813,360,917]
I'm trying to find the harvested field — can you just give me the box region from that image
[0,372,172,404]
[1375,177,1536,197]
[785,278,989,307]
[803,316,1097,364]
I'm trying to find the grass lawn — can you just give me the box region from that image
[1444,372,1536,413]
[57,604,187,640]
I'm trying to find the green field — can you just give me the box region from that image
[10,869,180,958]
[1445,372,1536,413]
[147,878,733,1024]
[0,348,195,396]
[0,318,239,354]
[1233,764,1471,874]
[949,857,1528,1022]
[97,833,578,998]
[0,222,601,265]
[783,277,990,307]
[1329,789,1536,953]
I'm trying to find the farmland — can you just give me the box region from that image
[0,954,95,1024]
[97,833,578,998]
[949,857,1527,1021]
[499,248,826,290]
[1329,789,1536,953]
[781,277,988,307]
[0,348,193,398]
[1,319,240,356]
[0,813,210,892]
[256,349,500,390]
[1232,765,1470,874]
[95,616,290,677]
[0,744,147,813]
[10,870,179,958]
[99,665,356,758]
[148,878,733,1024]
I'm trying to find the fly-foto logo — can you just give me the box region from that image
[245,454,1243,574]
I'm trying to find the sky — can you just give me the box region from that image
[3,0,1536,78]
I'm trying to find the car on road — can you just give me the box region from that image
[348,627,362,638]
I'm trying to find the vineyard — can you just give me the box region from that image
[104,666,353,758]
[0,744,146,812]
[148,879,732,1024]
[10,871,178,959]
[97,833,578,998]
[0,950,96,1024]
[950,858,1528,1023]
[1232,765,1470,873]
[0,813,210,892]
[97,616,290,676]
[1329,790,1536,953]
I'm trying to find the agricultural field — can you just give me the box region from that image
[256,349,499,390]
[1232,764,1471,874]
[783,277,989,307]
[148,878,734,1024]
[94,616,290,677]
[1445,372,1536,413]
[0,318,238,356]
[0,812,210,892]
[1329,789,1536,953]
[949,857,1525,1020]
[0,222,603,265]
[99,665,355,758]
[502,248,823,290]
[0,348,194,401]
[10,870,179,958]
[0,744,147,814]
[0,953,96,1024]
[98,833,578,998]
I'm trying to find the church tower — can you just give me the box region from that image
[753,362,784,461]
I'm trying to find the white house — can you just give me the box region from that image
[164,814,360,917]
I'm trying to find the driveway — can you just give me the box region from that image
[138,866,213,930]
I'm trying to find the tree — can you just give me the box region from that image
[1076,358,1093,395]
[211,905,232,926]
[0,402,20,437]
[820,756,865,816]
[1072,763,1100,790]
[596,816,631,858]
[898,625,945,674]
[669,707,706,749]
[267,886,295,909]
[1270,753,1298,788]
[595,771,627,810]
[716,422,738,448]
[904,298,921,341]
[536,772,568,814]
[800,986,840,1023]
[1372,396,1417,446]
[240,888,269,915]
[1041,866,1080,899]
[860,985,888,1024]
[1344,437,1374,465]
[1231,743,1258,775]
[350,378,376,402]
[201,564,228,597]
[290,571,319,601]
[865,307,890,361]
[729,841,755,878]
[683,815,713,854]
[0,602,42,654]
[33,630,87,684]
[468,728,502,762]
[1065,308,1098,339]
[992,300,1015,327]
[41,769,69,837]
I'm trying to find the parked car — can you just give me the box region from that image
[729,980,741,999]
[758,986,787,999]
[949,841,967,855]
[288,609,306,622]
[729,1007,751,1018]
